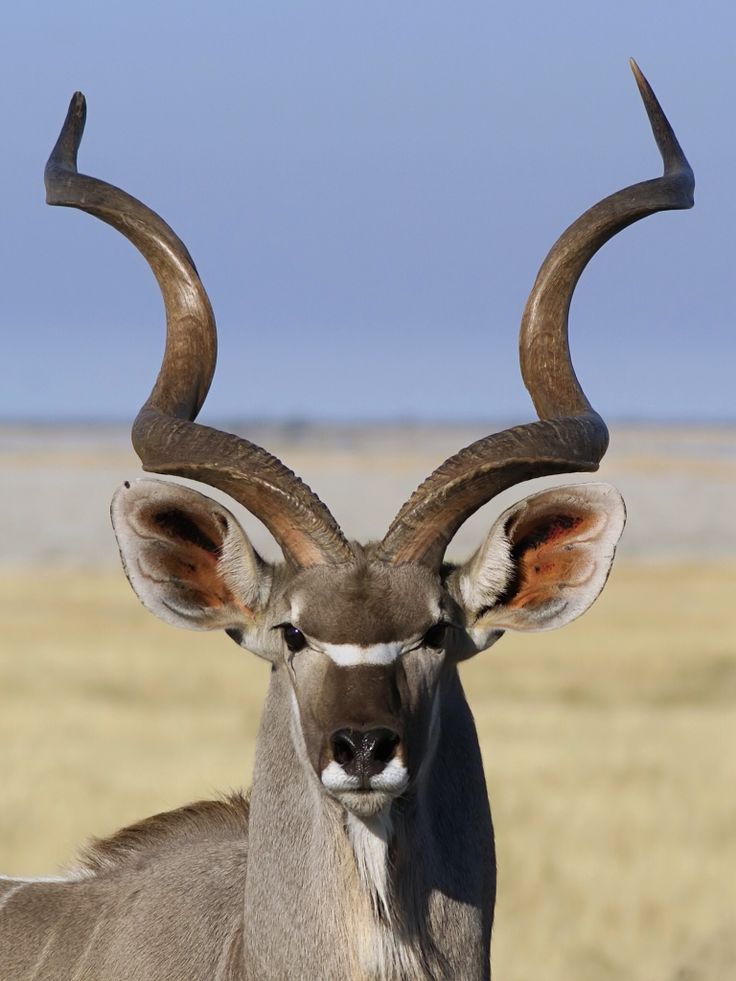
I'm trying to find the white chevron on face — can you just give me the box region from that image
[319,641,406,667]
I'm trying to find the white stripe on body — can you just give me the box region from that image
[28,923,59,980]
[69,916,106,981]
[0,881,26,914]
[0,874,86,884]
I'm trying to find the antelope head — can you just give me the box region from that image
[45,63,693,823]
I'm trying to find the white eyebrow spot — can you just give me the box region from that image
[321,642,405,666]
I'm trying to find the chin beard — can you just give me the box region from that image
[335,790,395,818]
[320,758,409,817]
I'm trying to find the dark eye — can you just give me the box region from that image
[423,622,449,650]
[282,624,307,654]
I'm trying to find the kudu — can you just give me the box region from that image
[1,62,693,979]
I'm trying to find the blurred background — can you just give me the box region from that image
[1,3,735,979]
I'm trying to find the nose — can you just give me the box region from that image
[330,727,400,783]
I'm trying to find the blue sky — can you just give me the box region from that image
[1,1,733,422]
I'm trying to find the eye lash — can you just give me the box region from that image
[279,623,308,655]
[423,621,452,650]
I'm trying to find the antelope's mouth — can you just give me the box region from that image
[320,759,409,817]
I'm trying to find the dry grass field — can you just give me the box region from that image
[1,423,735,979]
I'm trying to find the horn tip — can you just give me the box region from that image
[59,90,87,144]
[628,58,693,193]
[45,91,87,202]
[628,57,653,105]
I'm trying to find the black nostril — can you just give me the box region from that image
[331,729,357,767]
[361,727,401,779]
[330,727,401,781]
[370,729,400,766]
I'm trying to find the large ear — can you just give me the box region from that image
[450,483,625,650]
[111,478,270,632]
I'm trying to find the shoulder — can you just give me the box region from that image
[75,790,250,877]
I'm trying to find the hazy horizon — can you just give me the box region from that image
[2,414,736,428]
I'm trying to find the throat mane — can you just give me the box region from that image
[346,811,393,921]
[345,809,429,980]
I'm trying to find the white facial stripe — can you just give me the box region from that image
[320,641,406,666]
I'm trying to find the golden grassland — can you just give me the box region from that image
[1,564,735,980]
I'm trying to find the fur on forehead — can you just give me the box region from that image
[286,552,444,645]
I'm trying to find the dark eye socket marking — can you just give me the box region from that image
[423,622,449,650]
[278,623,307,655]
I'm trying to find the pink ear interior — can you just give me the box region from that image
[504,505,606,612]
[131,500,253,619]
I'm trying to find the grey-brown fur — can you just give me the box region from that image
[77,792,250,875]
[0,798,249,980]
[289,552,445,644]
[0,657,493,980]
[240,661,494,979]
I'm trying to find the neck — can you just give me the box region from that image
[241,665,495,980]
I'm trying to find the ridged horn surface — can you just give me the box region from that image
[45,93,354,568]
[378,62,694,568]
